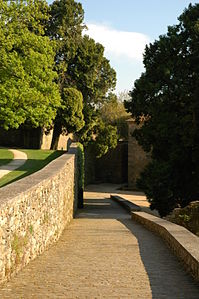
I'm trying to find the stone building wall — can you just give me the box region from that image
[41,130,73,150]
[128,119,151,189]
[0,149,78,284]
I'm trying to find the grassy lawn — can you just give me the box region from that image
[0,149,14,166]
[0,149,65,188]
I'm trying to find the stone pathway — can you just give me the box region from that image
[0,149,27,179]
[0,187,198,298]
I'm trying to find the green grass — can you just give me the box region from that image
[0,149,14,166]
[0,149,65,188]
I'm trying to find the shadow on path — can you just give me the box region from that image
[119,218,199,299]
[78,197,199,298]
[0,195,198,299]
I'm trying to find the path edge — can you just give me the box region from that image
[111,194,199,283]
[132,211,199,283]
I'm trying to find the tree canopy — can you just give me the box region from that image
[125,3,199,216]
[0,0,60,130]
[0,0,118,157]
[48,0,117,154]
[51,87,84,149]
[66,35,116,105]
[100,92,130,140]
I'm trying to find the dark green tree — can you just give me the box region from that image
[94,120,118,158]
[125,4,199,216]
[47,0,85,84]
[47,1,117,154]
[0,0,60,130]
[47,0,86,149]
[68,35,117,153]
[51,87,84,149]
[66,35,116,106]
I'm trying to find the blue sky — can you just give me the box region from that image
[47,1,197,93]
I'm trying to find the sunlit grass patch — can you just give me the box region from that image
[0,149,14,166]
[0,149,65,188]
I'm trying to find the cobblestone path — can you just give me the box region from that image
[0,189,198,298]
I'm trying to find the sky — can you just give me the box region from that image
[47,0,198,94]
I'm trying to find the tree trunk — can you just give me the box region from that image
[50,122,62,150]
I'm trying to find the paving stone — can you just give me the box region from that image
[0,187,198,298]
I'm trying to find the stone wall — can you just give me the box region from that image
[0,128,42,149]
[127,119,151,189]
[0,128,71,150]
[41,130,73,150]
[132,211,199,282]
[0,149,78,284]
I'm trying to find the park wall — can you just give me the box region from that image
[0,147,78,284]
[0,128,72,150]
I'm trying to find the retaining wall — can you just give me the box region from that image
[0,149,78,284]
[132,211,199,282]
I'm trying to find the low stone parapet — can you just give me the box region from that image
[110,195,141,212]
[0,150,78,284]
[132,211,199,282]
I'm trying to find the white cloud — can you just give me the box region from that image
[83,23,150,61]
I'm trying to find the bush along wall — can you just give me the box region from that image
[77,143,84,208]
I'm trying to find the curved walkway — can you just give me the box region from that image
[0,149,27,179]
[0,187,198,298]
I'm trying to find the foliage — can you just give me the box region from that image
[56,87,84,133]
[76,105,99,146]
[166,201,199,236]
[77,143,84,208]
[50,87,84,149]
[65,35,117,150]
[47,1,117,153]
[0,0,117,158]
[100,92,130,140]
[77,143,84,189]
[0,0,60,130]
[47,2,117,154]
[94,120,118,158]
[125,4,199,216]
[66,35,116,105]
[47,0,85,84]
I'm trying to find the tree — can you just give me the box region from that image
[47,0,86,149]
[66,35,116,106]
[51,87,84,149]
[47,2,117,153]
[100,92,130,140]
[0,0,60,130]
[125,4,199,216]
[47,0,85,84]
[67,35,117,150]
[94,121,118,158]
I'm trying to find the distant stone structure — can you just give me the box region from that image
[0,127,72,150]
[84,120,150,188]
[127,119,151,189]
[85,141,128,185]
